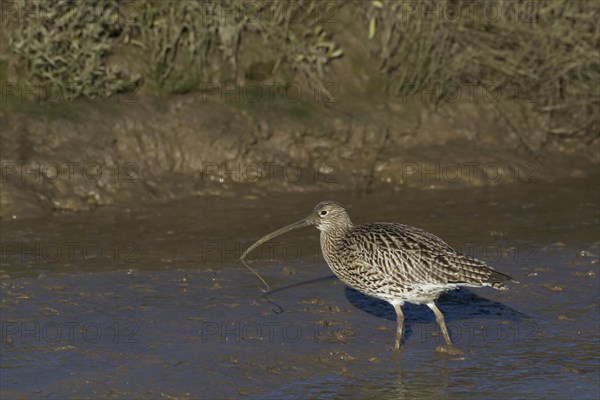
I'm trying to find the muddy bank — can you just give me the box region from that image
[0,95,597,219]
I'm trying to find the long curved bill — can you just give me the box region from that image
[239,219,310,261]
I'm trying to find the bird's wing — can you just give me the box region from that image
[344,223,504,288]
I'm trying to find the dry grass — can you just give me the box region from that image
[362,0,599,141]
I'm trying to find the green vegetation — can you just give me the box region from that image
[362,0,599,140]
[1,0,598,140]
[7,0,132,99]
[3,0,342,99]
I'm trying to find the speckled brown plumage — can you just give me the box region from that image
[322,220,512,303]
[241,200,516,353]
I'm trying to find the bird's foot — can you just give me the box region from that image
[435,345,464,356]
[390,344,402,352]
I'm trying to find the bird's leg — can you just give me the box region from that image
[427,302,463,355]
[427,302,452,346]
[392,303,404,351]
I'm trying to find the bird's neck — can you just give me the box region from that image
[319,224,352,252]
[319,225,352,278]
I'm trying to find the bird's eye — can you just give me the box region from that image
[319,210,328,216]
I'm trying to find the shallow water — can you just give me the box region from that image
[1,177,599,399]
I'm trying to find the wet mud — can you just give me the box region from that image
[1,176,599,398]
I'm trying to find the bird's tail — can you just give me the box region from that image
[487,268,518,290]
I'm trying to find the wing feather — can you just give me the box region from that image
[342,223,512,289]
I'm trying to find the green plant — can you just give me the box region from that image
[8,0,135,100]
[244,0,344,101]
[130,0,220,94]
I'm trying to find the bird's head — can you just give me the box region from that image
[239,201,353,260]
[306,201,353,233]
